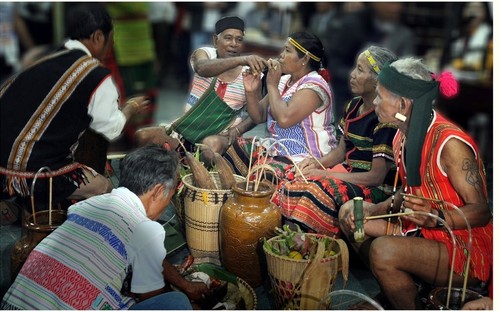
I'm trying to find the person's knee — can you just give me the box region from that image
[135,126,165,147]
[369,236,398,273]
[88,175,113,196]
[70,174,112,200]
[200,136,224,165]
[202,136,223,154]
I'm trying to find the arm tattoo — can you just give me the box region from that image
[462,158,482,194]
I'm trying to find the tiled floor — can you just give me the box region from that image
[0,83,381,307]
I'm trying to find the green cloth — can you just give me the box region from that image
[169,79,238,144]
[378,63,439,186]
[107,3,155,66]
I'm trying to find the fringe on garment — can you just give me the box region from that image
[0,163,93,197]
[0,301,21,310]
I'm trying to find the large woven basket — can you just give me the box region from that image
[264,233,349,310]
[182,172,245,265]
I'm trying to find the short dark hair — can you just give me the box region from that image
[65,4,113,40]
[119,145,179,196]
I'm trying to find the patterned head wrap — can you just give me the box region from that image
[378,63,439,186]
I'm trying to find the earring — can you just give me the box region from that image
[302,63,305,66]
[395,113,407,122]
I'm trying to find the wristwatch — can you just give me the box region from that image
[435,209,445,228]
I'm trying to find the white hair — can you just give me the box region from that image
[390,57,433,81]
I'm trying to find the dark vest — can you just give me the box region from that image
[0,49,110,172]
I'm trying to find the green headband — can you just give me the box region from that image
[378,63,439,187]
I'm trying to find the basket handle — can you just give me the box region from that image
[399,194,474,306]
[30,166,53,225]
[440,201,473,307]
[246,137,317,192]
[394,210,458,309]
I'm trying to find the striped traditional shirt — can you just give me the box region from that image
[184,47,247,127]
[267,71,337,161]
[1,188,167,310]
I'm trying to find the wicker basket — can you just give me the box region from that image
[264,233,349,310]
[182,172,245,265]
[236,277,258,310]
[172,189,186,228]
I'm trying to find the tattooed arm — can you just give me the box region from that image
[438,137,491,228]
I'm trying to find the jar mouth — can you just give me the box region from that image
[26,210,67,229]
[233,181,274,197]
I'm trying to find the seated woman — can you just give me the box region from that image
[272,46,399,237]
[222,31,336,178]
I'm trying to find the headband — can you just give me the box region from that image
[363,50,381,74]
[215,16,244,35]
[378,63,439,187]
[288,37,320,62]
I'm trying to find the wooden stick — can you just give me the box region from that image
[386,171,400,235]
[365,211,414,220]
[49,176,53,226]
[400,193,443,203]
[246,137,258,191]
[30,194,36,225]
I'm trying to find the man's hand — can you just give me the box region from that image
[462,296,493,310]
[122,96,150,120]
[183,281,210,301]
[400,188,436,228]
[244,55,268,76]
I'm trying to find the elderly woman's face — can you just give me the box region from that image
[373,84,400,123]
[350,53,377,96]
[214,29,244,58]
[278,40,303,74]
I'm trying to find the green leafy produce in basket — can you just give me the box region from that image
[263,225,337,260]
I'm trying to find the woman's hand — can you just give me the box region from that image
[303,168,331,178]
[340,199,374,232]
[297,157,319,172]
[266,58,282,87]
[243,69,261,93]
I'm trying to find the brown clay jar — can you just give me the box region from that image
[219,181,281,287]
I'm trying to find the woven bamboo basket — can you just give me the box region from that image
[264,233,349,310]
[182,172,245,265]
[236,277,258,310]
[173,189,186,228]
